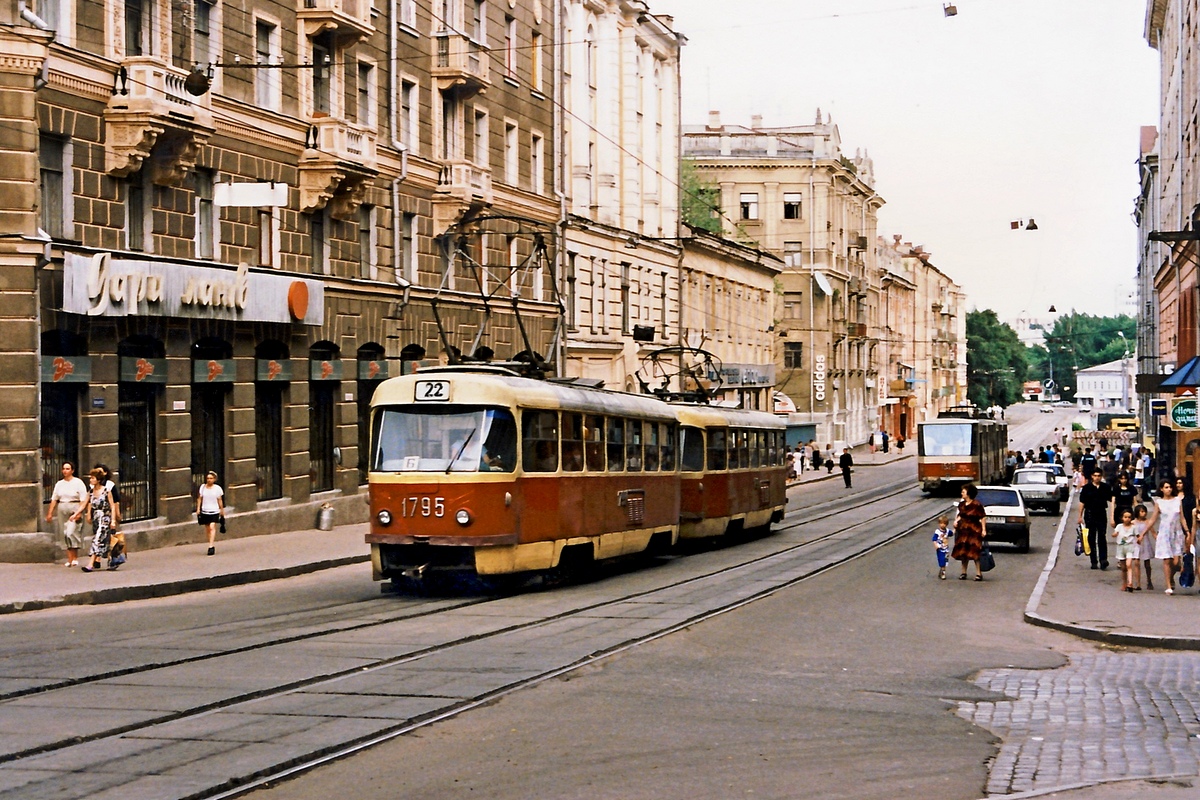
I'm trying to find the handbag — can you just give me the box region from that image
[219,516,227,534]
[1182,550,1196,589]
[979,544,996,573]
[1074,527,1084,557]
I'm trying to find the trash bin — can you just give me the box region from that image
[317,503,334,531]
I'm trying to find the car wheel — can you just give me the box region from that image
[1050,503,1060,516]
[1019,529,1030,553]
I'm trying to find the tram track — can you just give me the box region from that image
[0,478,943,800]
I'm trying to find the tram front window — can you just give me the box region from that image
[371,407,517,472]
[920,423,973,456]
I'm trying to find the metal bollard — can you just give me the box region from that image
[317,503,334,531]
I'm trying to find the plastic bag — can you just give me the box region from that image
[1074,527,1084,557]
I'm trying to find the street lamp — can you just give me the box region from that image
[1117,331,1131,411]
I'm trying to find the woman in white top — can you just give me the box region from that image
[195,471,225,556]
[1146,480,1190,594]
[46,462,88,567]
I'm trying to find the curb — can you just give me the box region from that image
[0,553,370,615]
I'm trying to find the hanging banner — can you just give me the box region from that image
[193,359,236,384]
[41,356,92,383]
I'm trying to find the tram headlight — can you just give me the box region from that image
[377,509,393,526]
[455,509,472,526]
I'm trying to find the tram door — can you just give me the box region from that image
[118,384,156,521]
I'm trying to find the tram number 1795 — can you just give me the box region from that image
[401,496,446,518]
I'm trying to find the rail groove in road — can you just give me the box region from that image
[0,484,941,800]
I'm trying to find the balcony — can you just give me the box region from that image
[432,31,490,95]
[104,57,214,184]
[846,322,867,338]
[433,160,494,233]
[298,0,374,42]
[299,118,379,218]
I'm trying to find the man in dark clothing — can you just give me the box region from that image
[1078,469,1112,570]
[1176,477,1196,533]
[1101,453,1121,491]
[1078,446,1098,479]
[881,431,889,453]
[839,447,853,488]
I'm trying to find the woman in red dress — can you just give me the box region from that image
[952,483,988,581]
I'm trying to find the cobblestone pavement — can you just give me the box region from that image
[958,652,1200,796]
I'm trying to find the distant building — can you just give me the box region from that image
[1075,359,1137,412]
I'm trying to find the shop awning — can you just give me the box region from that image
[1160,355,1200,389]
[812,270,833,296]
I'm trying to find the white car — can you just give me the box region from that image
[964,486,1031,553]
[1011,467,1062,516]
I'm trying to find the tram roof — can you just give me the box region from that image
[370,367,678,422]
[670,403,786,429]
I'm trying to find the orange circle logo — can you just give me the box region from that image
[288,281,309,321]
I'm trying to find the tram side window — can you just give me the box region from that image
[562,413,584,472]
[522,410,559,472]
[585,414,605,471]
[662,424,677,471]
[750,430,762,468]
[708,428,728,471]
[766,432,777,466]
[645,422,660,471]
[680,426,704,471]
[607,416,625,471]
[627,420,643,471]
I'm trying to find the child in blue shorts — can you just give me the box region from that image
[933,514,952,580]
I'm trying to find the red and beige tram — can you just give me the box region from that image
[674,404,787,539]
[365,366,788,583]
[916,411,1008,493]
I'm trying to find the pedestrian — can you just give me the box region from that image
[94,463,125,568]
[80,467,115,572]
[839,447,853,488]
[869,431,877,455]
[1102,453,1121,491]
[896,434,905,453]
[1005,450,1018,483]
[46,461,88,567]
[1111,507,1142,592]
[810,444,822,473]
[1134,503,1155,590]
[1079,446,1097,479]
[797,444,807,474]
[1112,473,1138,529]
[196,471,225,556]
[786,448,797,481]
[881,430,889,453]
[826,444,835,474]
[932,514,952,580]
[951,483,987,581]
[1078,469,1112,571]
[1176,476,1196,531]
[1145,480,1189,595]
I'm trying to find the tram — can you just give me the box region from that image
[916,409,1008,493]
[365,366,788,583]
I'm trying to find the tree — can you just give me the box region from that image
[680,160,723,235]
[966,310,1028,408]
[1028,312,1135,400]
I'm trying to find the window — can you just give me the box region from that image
[504,16,517,79]
[471,0,485,42]
[620,263,631,334]
[358,205,375,279]
[606,417,625,471]
[471,107,488,167]
[400,79,418,151]
[35,0,64,37]
[530,132,544,195]
[562,413,584,472]
[433,0,455,29]
[257,208,276,266]
[125,0,154,56]
[585,25,596,88]
[584,414,604,471]
[707,428,727,470]
[440,90,461,160]
[39,134,68,239]
[644,423,660,471]
[310,211,327,274]
[681,427,704,471]
[661,424,677,471]
[194,168,215,260]
[783,292,803,319]
[311,36,332,116]
[504,121,518,184]
[739,193,759,220]
[357,62,375,128]
[399,0,415,27]
[784,192,802,219]
[783,240,803,266]
[126,173,146,252]
[192,0,214,68]
[400,212,416,283]
[522,410,558,472]
[255,20,281,111]
[565,252,577,329]
[530,30,543,91]
[627,420,643,471]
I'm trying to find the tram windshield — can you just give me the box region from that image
[371,406,518,473]
[920,423,973,456]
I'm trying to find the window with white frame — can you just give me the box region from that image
[739,193,759,220]
[585,24,596,88]
[191,0,215,69]
[34,0,68,41]
[504,16,517,79]
[504,121,518,185]
[439,90,461,160]
[783,192,802,219]
[311,35,333,116]
[471,0,485,42]
[620,263,631,334]
[433,0,456,30]
[565,253,577,329]
[507,235,519,295]
[471,107,488,167]
[358,205,375,279]
[400,79,418,152]
[39,134,72,240]
[399,0,415,28]
[194,168,216,260]
[124,0,156,56]
[530,131,544,195]
[254,19,281,111]
[356,61,375,128]
[257,208,277,267]
[530,30,543,92]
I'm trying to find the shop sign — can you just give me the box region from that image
[63,252,324,326]
[310,359,344,381]
[192,359,236,384]
[813,354,827,402]
[1170,397,1198,430]
[256,359,293,382]
[358,359,390,380]
[1150,398,1168,416]
[119,357,168,384]
[718,363,775,388]
[41,356,92,383]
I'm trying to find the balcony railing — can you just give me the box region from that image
[305,117,377,168]
[846,322,867,338]
[110,56,212,122]
[432,31,490,93]
[298,0,374,40]
[436,160,493,203]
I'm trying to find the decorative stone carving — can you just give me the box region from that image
[104,120,164,178]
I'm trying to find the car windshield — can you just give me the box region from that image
[1014,471,1054,485]
[977,488,1021,507]
[920,423,973,456]
[371,406,517,473]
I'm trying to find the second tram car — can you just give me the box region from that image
[917,412,1008,493]
[365,367,788,583]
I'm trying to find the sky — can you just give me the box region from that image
[655,0,1161,325]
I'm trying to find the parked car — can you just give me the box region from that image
[1040,405,1054,413]
[1010,467,1062,516]
[1054,400,1073,407]
[968,486,1032,552]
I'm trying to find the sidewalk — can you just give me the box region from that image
[786,440,911,487]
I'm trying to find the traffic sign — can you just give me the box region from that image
[1170,397,1198,430]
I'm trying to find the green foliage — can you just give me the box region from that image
[1026,312,1135,401]
[680,160,723,235]
[966,310,1028,408]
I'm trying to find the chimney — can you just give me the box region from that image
[707,110,722,131]
[751,114,763,129]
